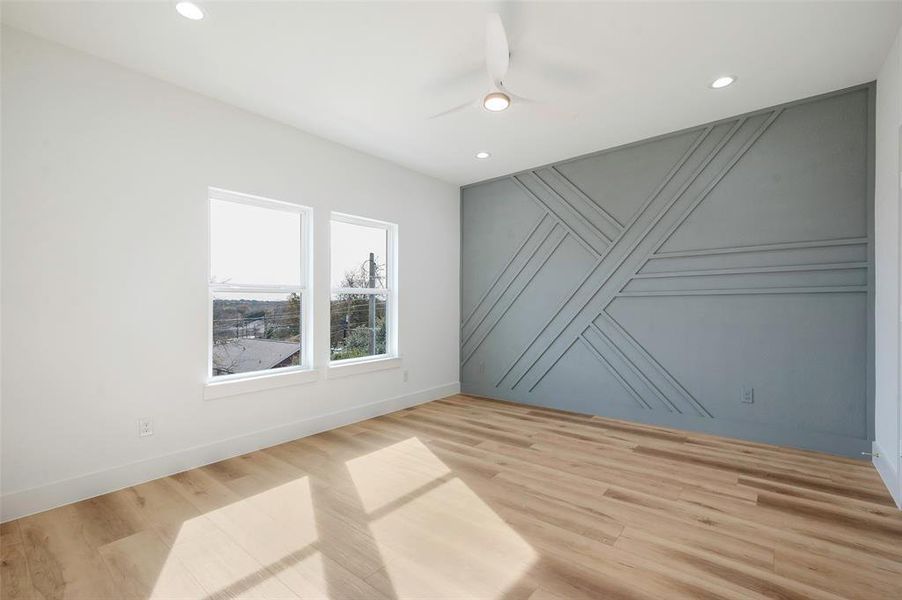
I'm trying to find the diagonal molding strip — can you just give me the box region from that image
[531,170,619,243]
[575,333,653,410]
[461,215,556,345]
[461,226,568,365]
[461,213,550,330]
[550,165,624,230]
[587,321,679,413]
[596,311,711,418]
[461,219,559,350]
[511,175,604,257]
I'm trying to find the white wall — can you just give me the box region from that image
[875,24,902,508]
[0,28,460,521]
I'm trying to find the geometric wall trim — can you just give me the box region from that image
[461,84,874,457]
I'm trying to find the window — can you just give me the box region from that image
[208,188,312,380]
[330,213,397,362]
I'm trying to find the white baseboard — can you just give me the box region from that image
[873,441,901,509]
[0,382,460,522]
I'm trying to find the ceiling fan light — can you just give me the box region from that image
[710,75,736,89]
[176,2,205,20]
[483,92,511,112]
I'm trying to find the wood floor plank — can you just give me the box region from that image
[737,475,902,513]
[1,540,38,600]
[98,529,206,600]
[19,504,122,599]
[479,439,686,499]
[614,526,845,600]
[1,394,898,599]
[633,445,895,505]
[108,478,202,532]
[1,520,23,547]
[496,469,776,571]
[774,544,902,600]
[526,587,571,600]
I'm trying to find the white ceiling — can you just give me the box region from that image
[3,1,900,185]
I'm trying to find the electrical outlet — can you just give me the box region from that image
[137,418,153,438]
[403,369,409,383]
[740,385,754,404]
[479,360,486,375]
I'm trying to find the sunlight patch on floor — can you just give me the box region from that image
[348,438,538,598]
[345,437,452,514]
[152,477,323,598]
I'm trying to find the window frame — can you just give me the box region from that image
[207,187,314,383]
[329,211,399,365]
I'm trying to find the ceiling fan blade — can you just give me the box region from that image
[428,99,477,119]
[421,63,485,96]
[503,87,578,119]
[485,13,509,85]
[510,48,598,93]
[504,89,536,105]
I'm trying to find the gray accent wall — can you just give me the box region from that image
[460,84,875,457]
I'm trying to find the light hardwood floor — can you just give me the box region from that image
[2,394,901,599]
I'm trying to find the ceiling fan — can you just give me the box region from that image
[430,13,531,118]
[482,13,515,111]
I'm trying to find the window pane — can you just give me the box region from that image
[211,199,301,286]
[212,291,302,376]
[331,220,387,289]
[330,293,386,361]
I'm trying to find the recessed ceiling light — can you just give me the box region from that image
[710,75,736,89]
[483,92,510,112]
[475,151,491,159]
[176,2,204,21]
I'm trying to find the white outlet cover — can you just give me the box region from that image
[138,419,153,437]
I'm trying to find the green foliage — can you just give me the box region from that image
[330,256,387,359]
[331,315,386,360]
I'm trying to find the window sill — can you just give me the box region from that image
[204,368,320,401]
[327,356,401,379]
